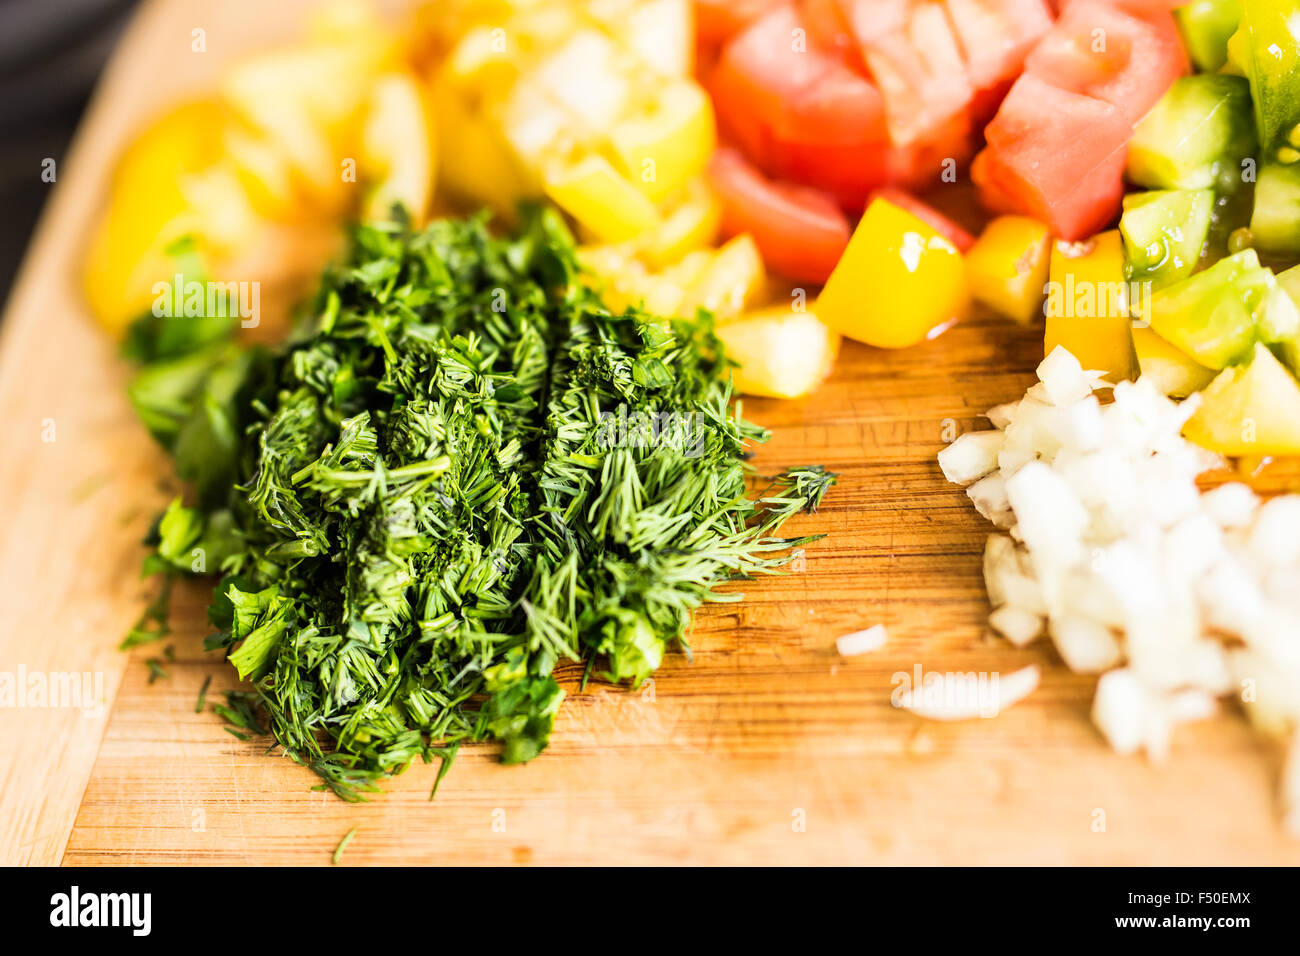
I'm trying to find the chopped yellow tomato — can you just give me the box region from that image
[83,101,254,334]
[1132,326,1217,398]
[441,24,519,97]
[427,0,710,236]
[964,215,1051,324]
[683,234,765,322]
[430,74,530,215]
[220,30,393,212]
[717,306,839,399]
[817,197,968,349]
[84,0,409,336]
[580,233,761,323]
[608,81,715,203]
[637,178,721,268]
[544,155,661,243]
[1043,231,1137,382]
[590,0,694,77]
[223,120,299,219]
[579,245,689,316]
[1184,344,1300,455]
[359,73,438,224]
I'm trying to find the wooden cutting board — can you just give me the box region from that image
[3,0,1299,866]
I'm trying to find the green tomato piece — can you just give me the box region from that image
[1249,162,1300,255]
[1119,189,1214,287]
[1126,75,1257,192]
[1142,250,1266,369]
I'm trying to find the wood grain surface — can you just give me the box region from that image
[3,0,1300,866]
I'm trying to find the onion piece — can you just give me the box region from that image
[900,664,1039,721]
[836,624,887,657]
[938,430,1004,484]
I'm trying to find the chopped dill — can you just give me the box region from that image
[126,208,834,799]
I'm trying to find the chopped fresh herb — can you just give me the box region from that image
[332,827,357,864]
[120,575,172,650]
[428,742,459,801]
[212,690,266,736]
[195,674,212,713]
[145,658,169,684]
[130,209,834,799]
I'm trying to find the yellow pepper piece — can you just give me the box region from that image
[545,155,661,243]
[608,81,715,203]
[717,306,840,399]
[683,234,765,322]
[817,197,968,349]
[1132,326,1217,398]
[1184,343,1300,454]
[1044,231,1137,382]
[964,215,1051,325]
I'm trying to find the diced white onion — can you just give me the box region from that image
[836,624,887,657]
[900,665,1039,721]
[938,430,1004,484]
[940,349,1300,831]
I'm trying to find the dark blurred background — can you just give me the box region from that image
[0,0,137,311]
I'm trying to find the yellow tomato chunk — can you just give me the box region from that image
[637,178,721,268]
[544,155,660,243]
[608,81,715,203]
[683,234,765,322]
[718,307,839,399]
[1183,343,1300,455]
[359,73,438,224]
[965,215,1051,324]
[1043,231,1137,382]
[1132,326,1217,398]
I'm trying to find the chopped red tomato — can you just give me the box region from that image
[694,0,785,50]
[1024,0,1188,125]
[974,74,1130,239]
[838,0,973,146]
[942,0,1055,92]
[708,147,852,283]
[799,0,860,69]
[870,188,977,251]
[710,4,893,206]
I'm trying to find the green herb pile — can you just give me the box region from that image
[126,209,833,799]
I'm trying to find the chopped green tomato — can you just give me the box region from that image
[1126,75,1256,192]
[1184,343,1300,455]
[1138,250,1265,369]
[1119,189,1213,287]
[1258,268,1300,372]
[1249,163,1300,255]
[1231,0,1300,158]
[1133,325,1218,397]
[1276,261,1300,305]
[1205,182,1256,259]
[1175,0,1241,72]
